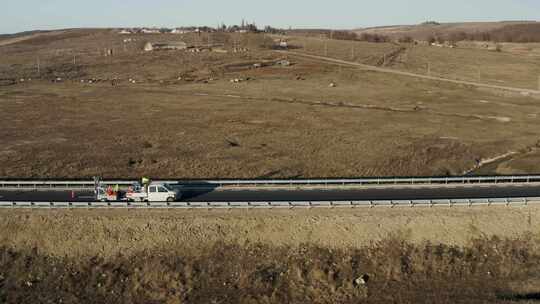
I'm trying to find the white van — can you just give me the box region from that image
[127,182,180,202]
[146,183,179,202]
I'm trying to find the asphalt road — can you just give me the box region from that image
[1,185,540,202]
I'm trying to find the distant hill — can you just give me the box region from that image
[0,30,50,40]
[354,21,539,41]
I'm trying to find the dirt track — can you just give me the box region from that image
[282,50,540,94]
[0,31,63,47]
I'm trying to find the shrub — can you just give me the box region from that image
[358,33,389,43]
[331,31,358,41]
[1,236,537,304]
[398,36,414,43]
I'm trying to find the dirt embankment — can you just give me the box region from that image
[2,236,539,304]
[2,207,540,258]
[2,207,540,303]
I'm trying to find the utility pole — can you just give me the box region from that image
[427,62,431,76]
[351,44,355,60]
[36,57,40,77]
[324,40,328,56]
[477,67,481,81]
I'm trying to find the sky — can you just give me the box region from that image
[2,0,540,34]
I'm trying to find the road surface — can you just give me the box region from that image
[1,184,540,202]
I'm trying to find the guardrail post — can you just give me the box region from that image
[370,201,374,208]
[505,198,510,207]
[468,199,472,207]
[524,198,528,206]
[409,200,414,208]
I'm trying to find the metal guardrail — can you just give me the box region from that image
[0,197,535,209]
[2,175,540,190]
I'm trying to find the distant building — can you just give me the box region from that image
[119,29,132,35]
[143,42,154,51]
[141,28,160,34]
[143,41,188,51]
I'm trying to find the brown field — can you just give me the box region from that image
[287,35,540,89]
[4,27,540,304]
[354,21,538,40]
[1,207,540,303]
[1,29,540,178]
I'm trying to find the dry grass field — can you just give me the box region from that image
[288,35,540,89]
[354,21,536,40]
[4,27,540,304]
[1,29,540,178]
[1,207,540,303]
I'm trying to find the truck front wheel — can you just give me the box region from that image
[167,197,175,203]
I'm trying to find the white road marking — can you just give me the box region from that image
[78,196,95,199]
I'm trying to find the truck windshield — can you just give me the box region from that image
[163,184,174,191]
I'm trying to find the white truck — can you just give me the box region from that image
[96,182,181,202]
